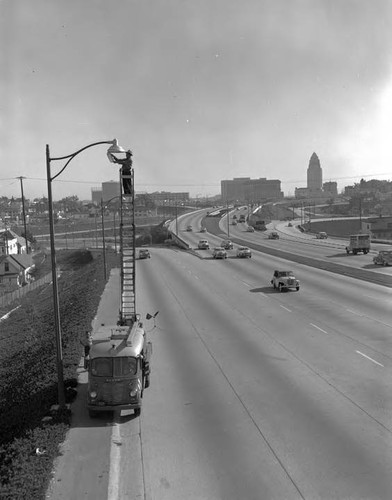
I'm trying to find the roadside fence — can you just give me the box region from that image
[0,272,54,309]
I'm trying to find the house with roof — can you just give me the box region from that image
[0,253,35,292]
[0,228,31,255]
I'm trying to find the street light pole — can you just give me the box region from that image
[227,201,230,238]
[175,201,178,235]
[46,139,125,409]
[101,199,107,281]
[113,210,117,253]
[17,176,29,254]
[46,145,65,409]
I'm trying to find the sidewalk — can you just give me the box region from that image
[46,268,121,500]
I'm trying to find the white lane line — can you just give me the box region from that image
[280,305,291,312]
[108,420,121,500]
[346,308,363,317]
[356,350,384,367]
[310,323,328,334]
[240,280,251,287]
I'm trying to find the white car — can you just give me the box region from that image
[237,246,252,258]
[198,239,210,250]
[246,226,255,232]
[271,270,300,291]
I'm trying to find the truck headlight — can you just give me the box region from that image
[129,380,140,397]
[90,391,97,399]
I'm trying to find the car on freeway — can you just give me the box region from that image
[271,270,300,291]
[139,248,151,259]
[246,226,255,232]
[287,222,293,227]
[316,232,328,239]
[232,214,237,219]
[186,225,193,231]
[232,220,237,225]
[200,227,207,233]
[221,239,234,250]
[213,247,227,259]
[236,246,252,258]
[198,239,210,249]
[268,231,279,239]
[373,250,392,266]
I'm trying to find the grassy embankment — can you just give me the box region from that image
[0,249,119,500]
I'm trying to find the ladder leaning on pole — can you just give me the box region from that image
[119,166,136,326]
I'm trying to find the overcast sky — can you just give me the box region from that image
[1,0,392,201]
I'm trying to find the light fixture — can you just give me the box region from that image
[107,139,127,162]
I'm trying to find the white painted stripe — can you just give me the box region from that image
[240,280,251,287]
[356,350,384,367]
[280,305,291,312]
[108,420,121,500]
[346,308,363,317]
[310,323,328,334]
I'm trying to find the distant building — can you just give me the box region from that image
[91,187,102,205]
[307,152,323,192]
[221,177,283,203]
[102,181,120,202]
[323,181,338,197]
[149,192,190,205]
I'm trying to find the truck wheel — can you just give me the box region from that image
[353,250,357,255]
[279,283,284,292]
[346,249,350,254]
[134,407,141,417]
[296,286,300,291]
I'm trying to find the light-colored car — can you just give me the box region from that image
[373,250,392,266]
[221,239,233,250]
[316,232,328,239]
[232,220,237,225]
[200,227,207,233]
[271,270,300,291]
[213,247,227,259]
[198,239,210,250]
[139,248,151,259]
[268,232,279,239]
[237,246,252,258]
[246,226,255,232]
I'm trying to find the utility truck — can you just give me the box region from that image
[345,234,371,255]
[86,148,156,418]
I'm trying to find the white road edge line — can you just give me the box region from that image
[280,305,291,312]
[356,350,384,367]
[310,323,328,334]
[108,420,121,500]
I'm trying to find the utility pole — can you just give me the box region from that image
[17,176,29,254]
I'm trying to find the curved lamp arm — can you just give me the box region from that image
[48,140,120,181]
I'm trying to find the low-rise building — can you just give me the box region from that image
[0,253,35,292]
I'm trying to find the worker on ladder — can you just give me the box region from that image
[108,149,133,195]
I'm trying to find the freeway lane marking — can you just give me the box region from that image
[356,350,384,367]
[280,305,292,312]
[346,308,363,317]
[310,323,329,334]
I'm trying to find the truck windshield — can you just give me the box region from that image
[91,357,137,377]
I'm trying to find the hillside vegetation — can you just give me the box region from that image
[0,249,119,499]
